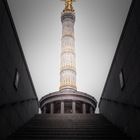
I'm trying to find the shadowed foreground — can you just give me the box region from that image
[8,114,131,140]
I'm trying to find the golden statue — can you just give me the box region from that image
[64,0,74,12]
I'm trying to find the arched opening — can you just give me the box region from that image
[76,101,83,113]
[64,100,72,113]
[54,101,61,113]
[86,103,91,114]
[46,103,50,113]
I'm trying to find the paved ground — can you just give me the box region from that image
[8,114,131,140]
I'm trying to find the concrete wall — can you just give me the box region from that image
[0,0,39,139]
[99,0,140,139]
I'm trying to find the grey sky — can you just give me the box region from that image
[8,0,132,106]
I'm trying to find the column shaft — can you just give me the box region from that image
[51,103,54,114]
[90,106,93,114]
[83,103,86,114]
[72,101,76,114]
[61,101,64,114]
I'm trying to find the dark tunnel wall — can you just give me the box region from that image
[99,0,140,139]
[0,0,39,139]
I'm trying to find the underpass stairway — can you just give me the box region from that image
[8,114,131,140]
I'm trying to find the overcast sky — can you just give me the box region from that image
[8,0,132,106]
